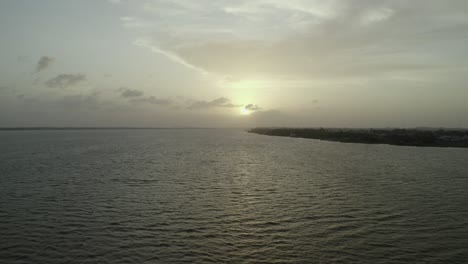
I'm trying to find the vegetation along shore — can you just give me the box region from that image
[248,128,468,148]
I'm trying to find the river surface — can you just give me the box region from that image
[1,129,467,263]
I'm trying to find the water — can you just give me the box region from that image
[1,129,467,263]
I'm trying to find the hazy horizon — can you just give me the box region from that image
[2,3,468,261]
[1,126,468,130]
[1,1,468,128]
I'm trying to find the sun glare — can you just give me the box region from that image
[241,108,251,116]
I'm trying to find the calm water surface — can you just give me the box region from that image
[1,129,467,263]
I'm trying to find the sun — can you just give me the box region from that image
[240,108,251,116]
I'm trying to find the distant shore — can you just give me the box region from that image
[248,128,468,148]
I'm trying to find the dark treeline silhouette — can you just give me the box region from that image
[248,128,468,148]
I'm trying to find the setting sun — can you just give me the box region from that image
[1,1,467,264]
[240,108,251,116]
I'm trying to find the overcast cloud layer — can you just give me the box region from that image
[126,0,468,80]
[0,1,467,127]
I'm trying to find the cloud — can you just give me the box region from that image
[59,94,100,109]
[120,88,144,98]
[131,96,172,106]
[44,74,86,88]
[121,0,468,81]
[359,7,394,26]
[245,104,262,111]
[128,95,250,110]
[36,56,55,73]
[188,97,241,109]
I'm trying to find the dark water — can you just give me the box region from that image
[1,129,467,264]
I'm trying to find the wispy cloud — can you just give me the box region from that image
[131,96,173,106]
[133,39,208,74]
[245,104,262,111]
[36,56,55,73]
[118,0,468,82]
[126,95,254,112]
[120,88,144,98]
[45,74,86,88]
[59,94,100,109]
[188,97,241,109]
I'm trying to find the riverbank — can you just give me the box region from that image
[248,128,468,148]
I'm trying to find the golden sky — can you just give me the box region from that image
[1,0,468,127]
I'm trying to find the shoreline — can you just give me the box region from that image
[248,128,468,148]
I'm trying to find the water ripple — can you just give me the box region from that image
[1,129,468,263]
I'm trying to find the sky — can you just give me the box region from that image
[1,0,467,128]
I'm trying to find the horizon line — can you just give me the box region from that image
[1,126,468,131]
